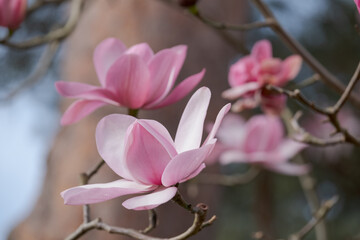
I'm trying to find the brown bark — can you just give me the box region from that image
[10,0,248,239]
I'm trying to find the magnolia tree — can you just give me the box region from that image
[2,0,360,239]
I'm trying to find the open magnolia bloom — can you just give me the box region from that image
[0,0,27,29]
[214,114,309,176]
[61,87,230,210]
[222,40,302,114]
[56,38,205,125]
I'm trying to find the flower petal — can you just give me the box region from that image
[278,55,302,85]
[179,163,206,183]
[96,114,137,179]
[220,150,248,165]
[204,103,231,145]
[146,45,187,104]
[275,139,307,163]
[126,42,154,63]
[212,113,246,147]
[93,38,127,86]
[161,143,214,187]
[263,163,310,176]
[174,87,210,152]
[61,179,155,205]
[61,100,106,125]
[145,69,205,109]
[122,186,177,210]
[106,54,150,109]
[125,121,172,185]
[222,82,261,100]
[251,40,272,62]
[55,81,119,105]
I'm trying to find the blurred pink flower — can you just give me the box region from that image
[56,38,205,125]
[212,114,309,175]
[356,0,360,14]
[222,40,301,114]
[0,0,27,29]
[61,87,230,210]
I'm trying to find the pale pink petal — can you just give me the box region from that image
[277,55,302,85]
[222,82,261,100]
[145,69,205,109]
[251,40,272,62]
[179,163,206,182]
[263,163,310,176]
[137,120,177,158]
[122,186,177,210]
[212,113,246,147]
[231,96,261,112]
[228,56,257,87]
[61,179,155,205]
[125,122,172,185]
[93,38,127,86]
[204,103,231,145]
[161,143,214,187]
[274,139,307,163]
[61,100,106,125]
[55,81,119,105]
[174,87,210,152]
[105,54,150,109]
[126,42,154,63]
[96,114,137,180]
[146,45,187,104]
[220,150,248,165]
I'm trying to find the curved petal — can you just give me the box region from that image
[125,122,172,185]
[174,87,211,152]
[55,81,119,105]
[61,100,106,125]
[126,42,154,63]
[96,114,137,179]
[146,45,187,104]
[212,113,246,147]
[145,68,205,109]
[251,40,272,62]
[275,139,307,163]
[61,179,155,205]
[161,143,214,187]
[204,103,231,145]
[122,186,177,210]
[93,38,127,86]
[137,120,177,158]
[356,0,360,13]
[277,55,302,85]
[221,82,261,100]
[106,54,150,109]
[263,163,310,176]
[179,163,206,183]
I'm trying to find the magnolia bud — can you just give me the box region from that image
[0,0,27,29]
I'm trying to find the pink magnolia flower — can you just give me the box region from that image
[356,0,360,14]
[0,0,27,29]
[213,114,309,175]
[61,87,230,210]
[222,40,302,114]
[56,38,205,125]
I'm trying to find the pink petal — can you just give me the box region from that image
[174,87,210,153]
[145,68,205,109]
[260,93,287,115]
[61,100,106,125]
[277,55,302,85]
[161,143,214,187]
[96,114,137,180]
[204,103,231,145]
[222,82,261,100]
[356,0,360,13]
[93,38,127,86]
[212,113,246,147]
[251,40,272,62]
[179,163,206,183]
[126,42,154,63]
[125,122,172,185]
[122,186,177,210]
[263,163,310,176]
[220,150,248,165]
[61,179,155,205]
[137,120,177,158]
[55,81,119,105]
[145,45,187,104]
[228,56,257,87]
[105,54,150,109]
[275,139,307,163]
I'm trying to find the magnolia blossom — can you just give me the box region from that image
[356,0,360,14]
[61,87,230,210]
[0,0,27,29]
[56,38,205,125]
[222,40,302,114]
[211,114,309,175]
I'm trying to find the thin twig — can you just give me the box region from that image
[140,210,158,234]
[288,196,339,240]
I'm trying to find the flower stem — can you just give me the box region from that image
[128,108,139,118]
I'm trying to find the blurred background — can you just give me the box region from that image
[1,0,359,239]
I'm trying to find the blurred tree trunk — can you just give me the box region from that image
[10,0,248,239]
